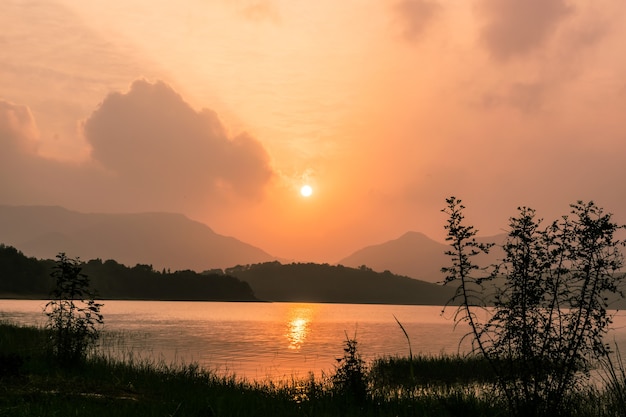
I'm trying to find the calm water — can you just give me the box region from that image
[3,300,626,381]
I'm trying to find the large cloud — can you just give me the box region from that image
[477,0,572,60]
[83,79,274,202]
[0,80,275,219]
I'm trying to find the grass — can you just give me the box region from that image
[370,353,496,389]
[1,321,626,416]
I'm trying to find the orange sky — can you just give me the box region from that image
[2,0,626,262]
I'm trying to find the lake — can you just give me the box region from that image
[2,300,626,381]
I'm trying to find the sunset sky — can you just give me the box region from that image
[2,0,626,262]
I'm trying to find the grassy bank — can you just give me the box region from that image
[1,322,624,416]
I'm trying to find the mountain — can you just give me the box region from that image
[226,262,456,305]
[339,231,505,283]
[0,205,275,271]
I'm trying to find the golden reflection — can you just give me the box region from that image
[285,304,315,350]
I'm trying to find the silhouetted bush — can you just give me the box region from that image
[332,333,369,403]
[44,253,103,365]
[442,197,626,417]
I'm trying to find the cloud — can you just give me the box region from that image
[0,80,274,217]
[477,0,572,60]
[470,2,620,113]
[0,100,40,156]
[393,0,441,41]
[0,99,77,205]
[83,79,274,202]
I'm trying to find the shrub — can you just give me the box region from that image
[442,197,625,417]
[44,253,104,365]
[332,332,369,403]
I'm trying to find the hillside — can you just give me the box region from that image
[0,244,456,305]
[0,244,257,301]
[0,205,275,271]
[226,262,457,305]
[339,231,505,283]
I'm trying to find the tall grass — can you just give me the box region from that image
[3,320,626,416]
[595,344,626,417]
[0,321,501,416]
[370,353,496,390]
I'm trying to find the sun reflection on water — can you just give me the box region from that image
[286,305,315,350]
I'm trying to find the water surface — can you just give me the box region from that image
[3,300,626,381]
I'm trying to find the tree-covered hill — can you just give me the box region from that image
[0,244,257,301]
[0,244,51,297]
[226,262,456,305]
[1,245,458,305]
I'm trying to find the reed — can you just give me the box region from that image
[370,353,497,389]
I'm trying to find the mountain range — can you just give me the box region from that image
[3,205,625,307]
[0,205,275,271]
[0,205,501,280]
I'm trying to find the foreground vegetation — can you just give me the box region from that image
[2,322,626,417]
[441,198,626,416]
[0,321,495,417]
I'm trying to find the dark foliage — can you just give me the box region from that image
[0,244,257,301]
[82,259,257,301]
[0,353,24,378]
[0,244,52,296]
[226,261,455,304]
[442,197,626,417]
[332,333,369,404]
[370,354,497,389]
[44,253,104,365]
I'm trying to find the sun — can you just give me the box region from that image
[300,184,313,197]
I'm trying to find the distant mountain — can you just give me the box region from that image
[0,205,275,271]
[339,231,505,283]
[226,262,457,305]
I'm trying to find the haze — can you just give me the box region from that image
[2,0,626,262]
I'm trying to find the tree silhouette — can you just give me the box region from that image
[44,253,103,365]
[442,197,626,417]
